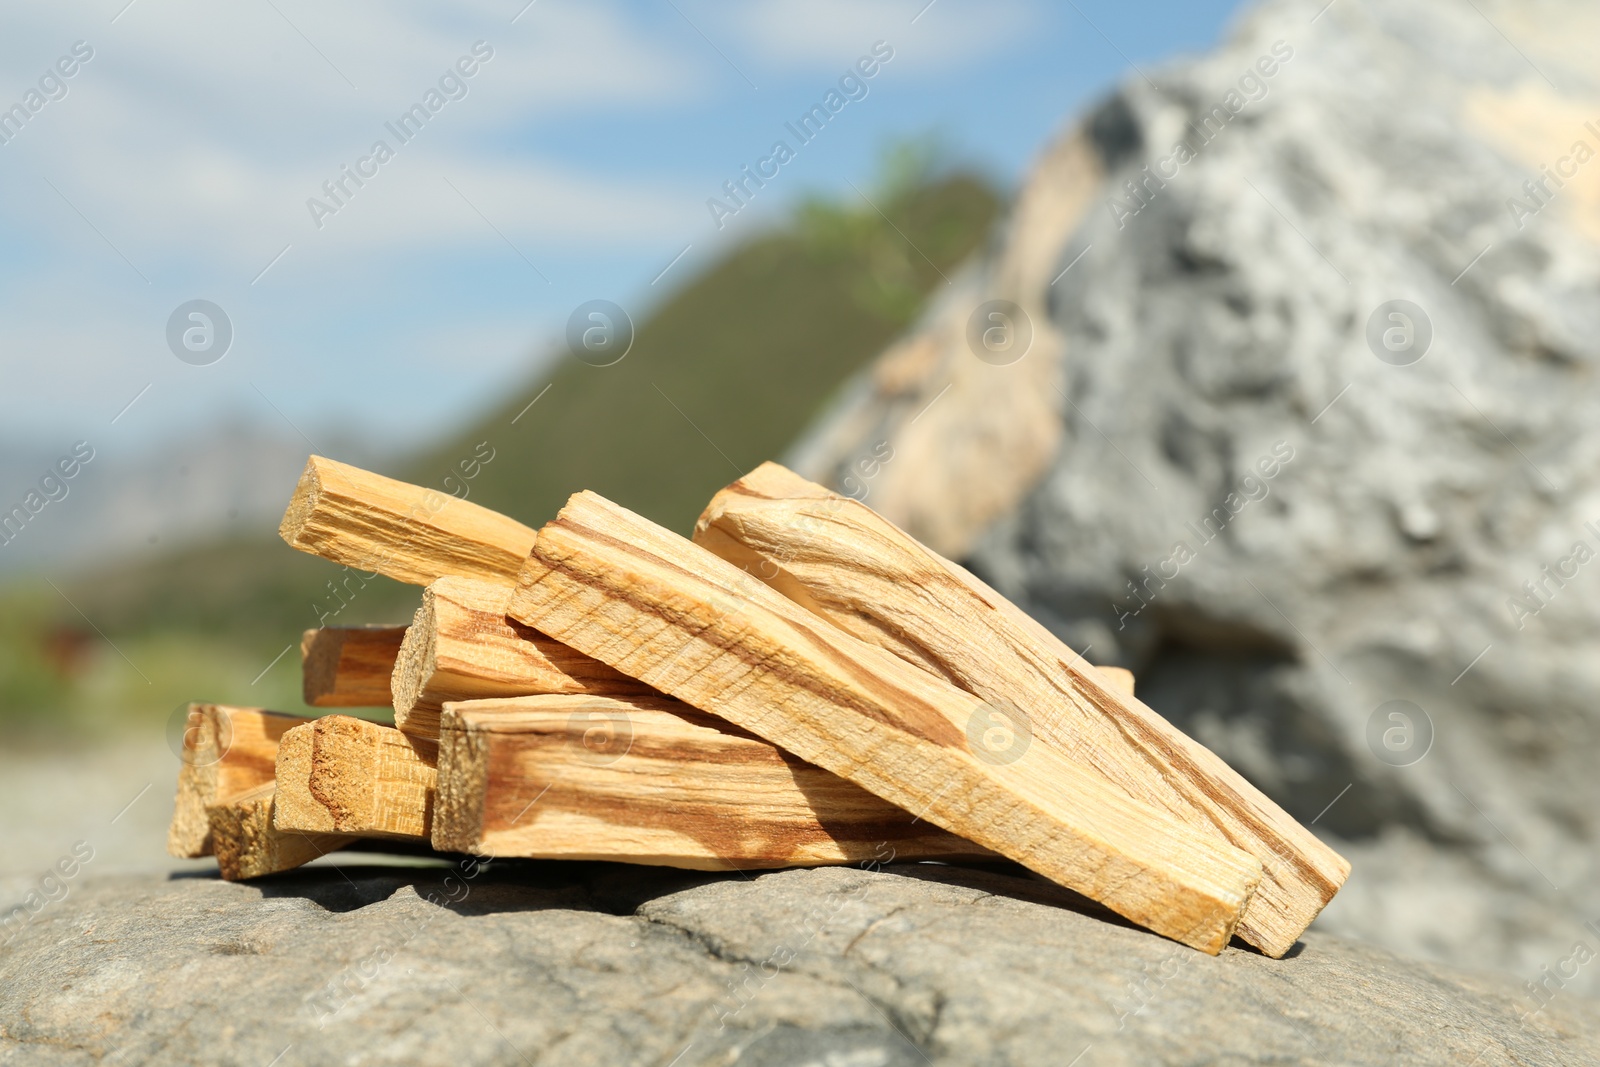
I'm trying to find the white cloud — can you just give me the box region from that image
[0,1,702,269]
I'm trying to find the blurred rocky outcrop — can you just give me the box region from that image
[791,0,1600,984]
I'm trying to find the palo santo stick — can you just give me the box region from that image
[508,491,1262,954]
[279,455,536,587]
[168,704,306,859]
[433,694,991,868]
[393,577,1131,739]
[392,577,650,738]
[302,625,408,707]
[694,463,1349,958]
[207,783,354,881]
[275,717,438,841]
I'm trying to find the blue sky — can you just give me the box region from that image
[0,0,1247,460]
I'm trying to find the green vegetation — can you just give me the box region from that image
[0,158,1001,739]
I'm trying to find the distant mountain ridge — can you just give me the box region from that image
[0,423,382,577]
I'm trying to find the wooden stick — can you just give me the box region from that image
[206,783,354,881]
[168,704,307,859]
[693,463,1348,957]
[279,455,536,587]
[508,491,1262,953]
[392,576,650,738]
[392,577,1125,740]
[274,716,438,841]
[302,626,408,707]
[434,694,992,868]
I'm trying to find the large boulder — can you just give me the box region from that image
[790,0,1600,981]
[3,863,1596,1066]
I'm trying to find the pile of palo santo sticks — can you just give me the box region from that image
[167,457,1348,956]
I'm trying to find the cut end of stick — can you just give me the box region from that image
[277,455,538,588]
[208,782,353,881]
[433,705,491,854]
[168,704,306,859]
[275,716,438,841]
[168,704,224,858]
[392,591,442,733]
[278,455,327,550]
[272,721,335,833]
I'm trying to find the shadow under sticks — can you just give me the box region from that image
[168,855,1137,931]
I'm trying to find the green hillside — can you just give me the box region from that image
[0,161,1001,737]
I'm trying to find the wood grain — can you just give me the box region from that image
[274,716,438,841]
[302,626,408,707]
[167,704,306,859]
[392,576,650,738]
[434,694,994,867]
[693,462,1349,957]
[206,783,354,881]
[279,455,536,587]
[507,490,1263,953]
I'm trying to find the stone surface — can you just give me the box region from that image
[3,862,1596,1066]
[791,0,1600,987]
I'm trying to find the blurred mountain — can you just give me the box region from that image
[0,422,384,578]
[795,0,1600,981]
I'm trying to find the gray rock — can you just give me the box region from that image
[791,0,1600,986]
[3,863,1596,1066]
